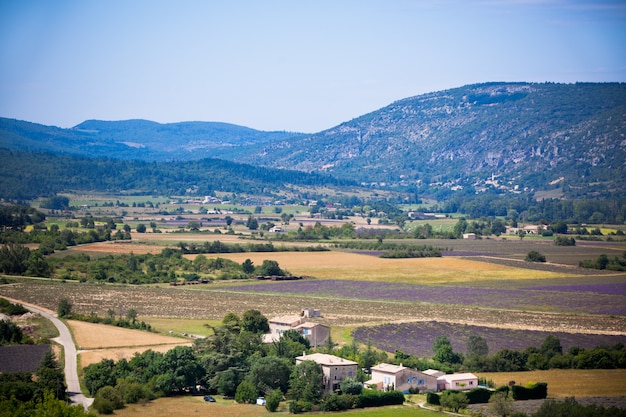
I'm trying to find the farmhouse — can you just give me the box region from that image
[436,372,479,391]
[367,364,442,393]
[296,353,358,394]
[263,315,330,347]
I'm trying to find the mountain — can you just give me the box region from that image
[1,82,625,199]
[0,118,303,161]
[241,82,626,198]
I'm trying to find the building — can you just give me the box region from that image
[296,353,358,394]
[264,314,330,347]
[367,364,443,393]
[436,372,479,391]
[294,322,330,347]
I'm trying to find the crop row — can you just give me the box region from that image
[218,279,626,316]
[352,321,626,358]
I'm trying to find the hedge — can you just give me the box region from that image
[511,383,548,400]
[466,387,492,404]
[426,392,440,405]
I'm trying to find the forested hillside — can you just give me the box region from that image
[0,149,354,200]
[0,118,301,161]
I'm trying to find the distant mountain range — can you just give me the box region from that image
[1,82,625,199]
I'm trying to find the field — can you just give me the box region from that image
[3,227,626,414]
[67,320,191,367]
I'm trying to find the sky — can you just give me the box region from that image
[0,1,625,133]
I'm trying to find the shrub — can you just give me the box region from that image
[466,387,492,404]
[511,382,548,400]
[265,389,282,412]
[525,250,546,262]
[427,391,440,405]
[234,380,257,404]
[93,386,124,414]
[320,393,357,411]
[288,400,312,414]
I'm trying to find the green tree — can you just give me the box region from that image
[525,250,546,262]
[242,258,255,274]
[235,380,258,404]
[287,360,323,404]
[246,356,292,395]
[257,259,284,276]
[440,390,469,413]
[340,377,363,395]
[57,298,73,318]
[25,251,52,277]
[488,391,515,417]
[246,216,259,230]
[136,223,147,233]
[540,335,563,359]
[0,243,31,275]
[265,388,282,412]
[467,335,489,358]
[241,309,269,334]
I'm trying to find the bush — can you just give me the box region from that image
[93,386,124,414]
[356,389,404,408]
[466,387,492,404]
[320,393,357,411]
[525,250,546,262]
[288,400,312,414]
[265,389,282,412]
[234,380,257,404]
[427,391,440,405]
[511,382,548,400]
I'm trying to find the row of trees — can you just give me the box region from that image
[392,334,626,374]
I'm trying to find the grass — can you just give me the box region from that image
[112,396,438,417]
[478,369,626,398]
[145,317,219,336]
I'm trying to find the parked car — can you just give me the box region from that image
[203,395,216,402]
[256,397,266,406]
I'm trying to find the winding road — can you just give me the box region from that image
[9,299,94,410]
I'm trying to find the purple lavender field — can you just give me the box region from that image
[352,321,626,357]
[219,279,626,316]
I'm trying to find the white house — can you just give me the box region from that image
[436,372,479,391]
[296,353,358,394]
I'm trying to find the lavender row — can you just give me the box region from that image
[219,279,626,316]
[353,321,626,358]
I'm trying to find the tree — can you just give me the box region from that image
[488,391,515,417]
[540,335,563,359]
[235,380,257,404]
[241,309,269,334]
[57,298,73,318]
[40,196,70,210]
[340,377,363,395]
[0,243,31,275]
[159,346,204,395]
[433,336,463,365]
[265,388,282,412]
[440,390,469,413]
[467,335,489,358]
[246,216,259,230]
[136,223,147,233]
[246,356,292,395]
[257,259,284,276]
[525,250,546,262]
[287,360,323,404]
[126,309,138,325]
[187,220,201,231]
[25,251,52,277]
[241,258,255,274]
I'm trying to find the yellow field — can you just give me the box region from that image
[478,369,626,398]
[193,251,568,283]
[68,320,191,367]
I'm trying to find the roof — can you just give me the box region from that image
[370,363,407,374]
[294,322,328,330]
[269,315,303,326]
[296,353,358,366]
[437,373,478,382]
[422,369,445,377]
[0,344,51,373]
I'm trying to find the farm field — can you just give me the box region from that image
[68,320,191,367]
[195,251,572,283]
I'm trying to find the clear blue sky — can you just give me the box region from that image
[1,0,624,133]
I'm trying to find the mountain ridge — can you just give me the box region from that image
[1,82,625,199]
